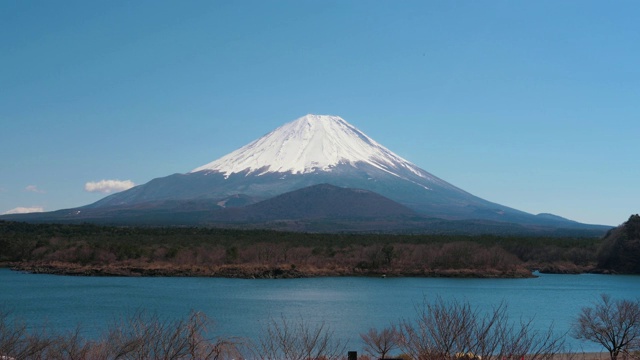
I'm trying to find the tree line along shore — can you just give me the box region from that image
[3,219,635,278]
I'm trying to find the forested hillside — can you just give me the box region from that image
[598,214,640,274]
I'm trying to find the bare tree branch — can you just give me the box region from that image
[572,294,640,360]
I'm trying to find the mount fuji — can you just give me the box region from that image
[2,114,609,234]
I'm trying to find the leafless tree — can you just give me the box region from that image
[47,326,96,360]
[360,326,399,359]
[396,297,478,359]
[496,317,566,360]
[99,310,244,360]
[255,314,346,360]
[0,309,53,360]
[0,309,244,360]
[396,297,567,360]
[572,294,640,360]
[0,310,27,358]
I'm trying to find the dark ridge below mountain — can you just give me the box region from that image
[216,183,417,221]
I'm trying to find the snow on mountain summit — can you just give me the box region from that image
[191,114,427,179]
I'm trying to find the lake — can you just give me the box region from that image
[1,268,639,353]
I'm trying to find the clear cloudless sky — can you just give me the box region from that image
[1,0,638,226]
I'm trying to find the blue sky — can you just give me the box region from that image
[1,0,638,226]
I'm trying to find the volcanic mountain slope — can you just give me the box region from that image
[1,183,415,225]
[85,114,578,226]
[2,114,610,232]
[89,114,459,211]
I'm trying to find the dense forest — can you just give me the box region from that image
[0,220,612,278]
[597,214,640,273]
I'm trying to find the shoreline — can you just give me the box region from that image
[5,261,536,279]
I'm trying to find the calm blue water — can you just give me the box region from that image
[1,268,639,353]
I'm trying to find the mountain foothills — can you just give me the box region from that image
[2,114,610,235]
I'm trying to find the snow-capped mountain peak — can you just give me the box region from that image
[191,114,428,179]
[38,113,597,230]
